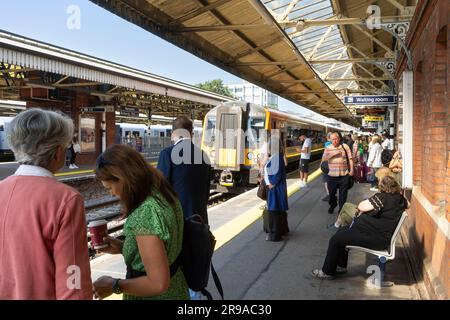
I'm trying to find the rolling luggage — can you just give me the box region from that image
[354,163,367,183]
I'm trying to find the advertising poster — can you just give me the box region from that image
[80,116,96,153]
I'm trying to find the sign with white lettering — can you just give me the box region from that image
[120,106,140,118]
[80,106,115,113]
[344,95,397,106]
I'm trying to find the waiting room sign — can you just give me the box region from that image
[344,95,397,106]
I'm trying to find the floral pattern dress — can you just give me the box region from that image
[122,192,190,300]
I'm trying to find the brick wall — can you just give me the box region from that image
[398,0,449,299]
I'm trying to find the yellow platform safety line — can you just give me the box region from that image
[55,169,94,177]
[54,162,158,177]
[286,147,324,159]
[213,168,322,250]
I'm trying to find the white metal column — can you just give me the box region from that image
[101,112,106,153]
[388,105,395,150]
[401,71,413,188]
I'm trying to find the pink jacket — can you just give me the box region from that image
[0,166,92,299]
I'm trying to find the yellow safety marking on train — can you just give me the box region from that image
[213,168,322,250]
[218,148,237,167]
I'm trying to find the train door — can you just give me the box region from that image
[215,105,242,171]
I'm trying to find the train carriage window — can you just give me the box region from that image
[0,125,3,131]
[132,131,140,137]
[159,132,165,138]
[166,129,172,137]
[247,117,265,143]
[204,116,216,144]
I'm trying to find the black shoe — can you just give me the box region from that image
[328,207,335,214]
[266,235,282,242]
[322,195,330,202]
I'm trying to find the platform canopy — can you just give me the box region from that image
[0,29,233,118]
[90,0,418,127]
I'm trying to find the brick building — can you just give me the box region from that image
[397,0,449,299]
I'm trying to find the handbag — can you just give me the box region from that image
[257,179,267,200]
[73,143,81,153]
[320,161,329,174]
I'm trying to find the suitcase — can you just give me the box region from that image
[354,163,367,183]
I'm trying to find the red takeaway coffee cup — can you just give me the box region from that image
[88,219,108,249]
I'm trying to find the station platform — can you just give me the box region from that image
[90,168,426,300]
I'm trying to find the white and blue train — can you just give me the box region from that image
[0,118,14,161]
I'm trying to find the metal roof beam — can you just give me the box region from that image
[278,0,301,21]
[307,25,334,60]
[351,25,393,55]
[385,0,405,11]
[310,57,392,64]
[324,77,391,82]
[232,60,301,66]
[54,82,100,87]
[168,0,231,25]
[232,37,284,61]
[173,24,266,32]
[319,47,346,78]
[279,16,413,28]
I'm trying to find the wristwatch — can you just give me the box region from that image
[112,278,122,294]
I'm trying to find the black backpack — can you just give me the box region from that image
[170,215,224,300]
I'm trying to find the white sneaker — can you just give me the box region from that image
[299,181,305,187]
[69,164,75,169]
[73,164,79,168]
[369,187,379,192]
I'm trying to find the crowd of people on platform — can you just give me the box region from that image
[258,127,407,280]
[0,108,407,299]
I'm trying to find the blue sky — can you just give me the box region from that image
[0,0,317,115]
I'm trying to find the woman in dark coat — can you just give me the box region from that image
[264,138,289,242]
[312,175,408,279]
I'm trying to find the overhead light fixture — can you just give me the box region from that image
[295,20,306,32]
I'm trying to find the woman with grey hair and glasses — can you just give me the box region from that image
[0,108,92,299]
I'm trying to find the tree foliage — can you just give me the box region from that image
[196,79,234,97]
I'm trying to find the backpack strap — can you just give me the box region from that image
[200,289,213,300]
[210,263,224,300]
[199,264,223,301]
[169,253,182,277]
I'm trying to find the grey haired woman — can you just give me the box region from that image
[0,108,92,299]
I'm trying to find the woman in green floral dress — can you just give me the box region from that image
[92,145,189,300]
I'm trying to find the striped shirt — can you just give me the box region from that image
[322,143,352,177]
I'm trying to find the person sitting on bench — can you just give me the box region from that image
[312,176,408,279]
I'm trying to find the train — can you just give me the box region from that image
[116,122,203,144]
[0,118,14,161]
[200,101,350,193]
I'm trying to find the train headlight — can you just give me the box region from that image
[247,152,253,160]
